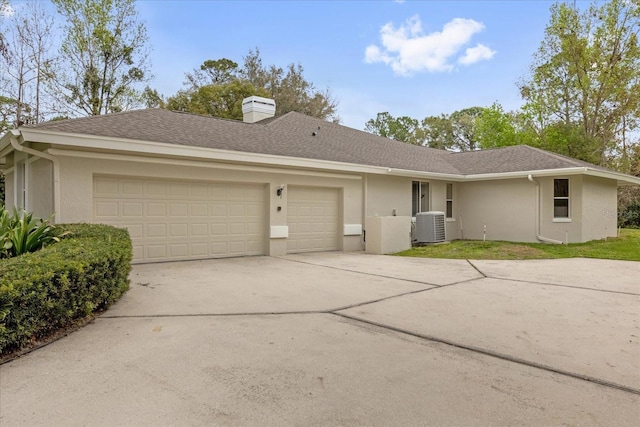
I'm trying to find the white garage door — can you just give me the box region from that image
[287,186,339,253]
[93,176,266,263]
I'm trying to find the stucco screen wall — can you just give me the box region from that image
[581,175,617,241]
[457,178,537,242]
[55,154,363,255]
[27,158,54,219]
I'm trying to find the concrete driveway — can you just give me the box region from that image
[1,253,639,426]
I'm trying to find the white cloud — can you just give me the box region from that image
[365,15,494,75]
[458,43,496,65]
[0,2,15,17]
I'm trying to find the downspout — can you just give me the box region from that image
[362,174,368,245]
[9,131,61,223]
[527,174,563,244]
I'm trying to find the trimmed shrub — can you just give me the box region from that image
[0,224,132,355]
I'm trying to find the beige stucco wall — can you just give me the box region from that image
[366,174,411,217]
[581,175,618,241]
[55,153,364,255]
[28,158,54,219]
[365,175,460,241]
[457,178,537,242]
[430,181,459,240]
[539,176,583,243]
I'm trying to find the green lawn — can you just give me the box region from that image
[395,228,640,261]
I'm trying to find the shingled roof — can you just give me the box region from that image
[25,109,621,177]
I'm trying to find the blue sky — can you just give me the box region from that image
[5,0,584,129]
[137,0,563,129]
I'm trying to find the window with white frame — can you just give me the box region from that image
[17,161,26,210]
[553,178,569,218]
[412,181,429,216]
[446,183,453,219]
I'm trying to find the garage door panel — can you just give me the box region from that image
[169,203,188,217]
[93,176,265,263]
[148,224,167,238]
[191,243,208,256]
[122,181,143,195]
[211,224,228,235]
[169,244,188,258]
[168,183,188,197]
[146,182,166,196]
[189,184,208,197]
[191,203,208,216]
[95,201,118,218]
[95,178,118,195]
[125,224,144,239]
[169,223,187,237]
[122,202,143,217]
[146,203,166,216]
[191,223,208,236]
[147,245,167,260]
[287,186,339,254]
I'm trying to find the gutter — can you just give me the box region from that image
[527,174,563,244]
[9,130,61,223]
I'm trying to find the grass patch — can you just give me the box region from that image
[395,228,640,261]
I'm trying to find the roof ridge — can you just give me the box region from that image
[25,108,158,128]
[520,145,596,168]
[262,111,297,126]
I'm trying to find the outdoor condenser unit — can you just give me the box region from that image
[416,211,446,243]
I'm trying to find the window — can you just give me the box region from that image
[17,161,26,210]
[446,183,453,219]
[412,181,429,216]
[553,178,569,218]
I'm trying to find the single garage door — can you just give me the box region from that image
[93,176,266,263]
[287,186,339,253]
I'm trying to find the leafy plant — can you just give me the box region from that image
[619,202,640,229]
[0,207,68,258]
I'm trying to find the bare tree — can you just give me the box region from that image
[0,1,57,130]
[50,0,150,116]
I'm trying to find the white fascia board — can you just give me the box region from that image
[17,129,640,186]
[463,168,589,181]
[47,148,363,180]
[583,168,640,186]
[383,168,463,181]
[464,167,640,186]
[0,129,19,154]
[21,129,395,176]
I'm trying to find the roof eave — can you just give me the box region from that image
[17,128,406,176]
[463,167,640,186]
[13,128,640,186]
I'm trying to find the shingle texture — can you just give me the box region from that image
[30,109,611,175]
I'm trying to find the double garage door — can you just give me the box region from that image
[93,176,339,263]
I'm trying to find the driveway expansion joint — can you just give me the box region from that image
[489,276,640,296]
[466,260,488,278]
[275,256,442,288]
[332,312,640,397]
[99,310,329,319]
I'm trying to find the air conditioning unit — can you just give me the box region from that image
[416,211,446,243]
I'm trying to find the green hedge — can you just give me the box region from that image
[0,224,132,355]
